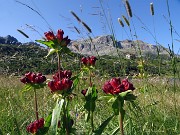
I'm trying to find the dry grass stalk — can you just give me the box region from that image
[118,18,124,27]
[150,3,154,15]
[122,15,130,26]
[125,0,132,17]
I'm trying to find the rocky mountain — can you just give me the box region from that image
[0,35,40,46]
[69,35,167,56]
[0,34,168,57]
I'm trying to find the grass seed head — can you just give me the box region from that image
[122,15,130,26]
[150,3,154,15]
[82,21,92,33]
[118,18,124,27]
[70,10,82,22]
[125,0,133,17]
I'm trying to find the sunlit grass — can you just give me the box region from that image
[0,75,179,134]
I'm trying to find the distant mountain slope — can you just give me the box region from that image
[69,35,168,56]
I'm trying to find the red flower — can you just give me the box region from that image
[121,79,135,91]
[102,78,135,95]
[81,57,89,65]
[102,81,114,94]
[44,29,71,46]
[109,78,121,89]
[89,56,98,66]
[20,72,46,84]
[26,118,44,134]
[81,89,88,96]
[48,70,73,93]
[44,31,56,41]
[56,29,64,41]
[81,56,97,66]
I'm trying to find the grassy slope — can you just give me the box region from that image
[0,44,180,134]
[0,75,179,135]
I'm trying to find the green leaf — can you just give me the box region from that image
[61,46,73,55]
[32,83,46,89]
[93,115,114,135]
[112,97,119,115]
[46,48,56,58]
[110,127,119,135]
[124,93,137,101]
[85,112,90,122]
[21,84,32,92]
[44,113,52,128]
[84,86,97,112]
[71,74,80,91]
[98,95,113,101]
[36,40,56,49]
[50,98,64,134]
[21,83,46,93]
[108,96,116,103]
[119,90,132,98]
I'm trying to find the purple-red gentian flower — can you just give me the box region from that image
[26,118,44,134]
[48,70,73,93]
[102,78,135,95]
[20,72,46,84]
[44,29,71,46]
[81,56,98,66]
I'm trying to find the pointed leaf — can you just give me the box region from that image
[36,40,55,49]
[93,115,114,135]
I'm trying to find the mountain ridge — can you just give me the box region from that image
[69,35,168,56]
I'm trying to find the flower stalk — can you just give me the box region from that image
[57,52,61,80]
[34,88,39,120]
[118,99,124,135]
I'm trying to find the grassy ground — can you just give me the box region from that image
[0,75,179,135]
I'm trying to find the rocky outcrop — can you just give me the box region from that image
[69,35,167,56]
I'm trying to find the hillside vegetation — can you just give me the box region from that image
[0,43,177,77]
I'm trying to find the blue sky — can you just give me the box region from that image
[0,0,180,53]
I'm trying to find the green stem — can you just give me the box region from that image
[63,98,70,135]
[57,52,61,80]
[89,69,92,87]
[34,89,39,120]
[118,100,124,135]
[91,110,94,132]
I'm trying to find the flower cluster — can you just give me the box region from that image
[81,56,98,66]
[26,118,44,134]
[44,29,70,46]
[102,78,135,95]
[20,72,46,84]
[48,70,73,92]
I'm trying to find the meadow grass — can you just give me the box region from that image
[0,75,179,135]
[1,0,180,134]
